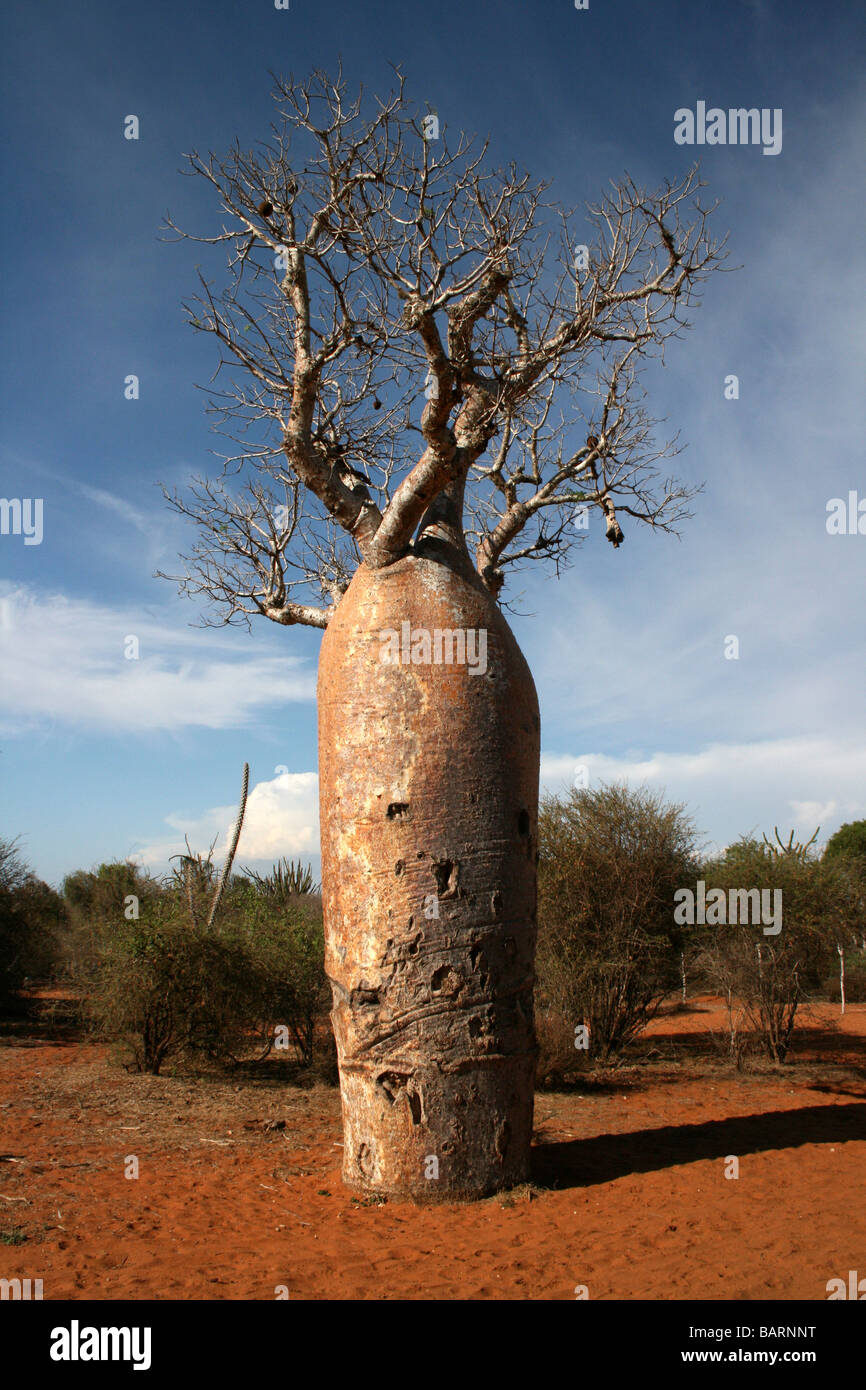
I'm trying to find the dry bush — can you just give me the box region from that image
[537,782,697,1063]
[690,834,854,1063]
[534,1007,592,1088]
[227,884,329,1067]
[82,863,332,1076]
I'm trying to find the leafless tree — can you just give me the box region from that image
[160,66,725,627]
[160,68,727,1203]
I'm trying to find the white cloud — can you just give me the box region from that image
[540,737,866,852]
[235,772,319,861]
[133,771,320,871]
[789,799,838,829]
[0,584,316,732]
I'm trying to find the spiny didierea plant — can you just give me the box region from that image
[170,762,249,929]
[159,66,727,1202]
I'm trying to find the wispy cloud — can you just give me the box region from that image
[522,89,866,778]
[0,585,316,733]
[541,738,866,852]
[76,483,151,535]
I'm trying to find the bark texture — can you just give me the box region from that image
[318,549,540,1202]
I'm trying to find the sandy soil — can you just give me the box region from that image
[1,997,863,1300]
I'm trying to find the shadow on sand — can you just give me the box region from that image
[531,1101,866,1190]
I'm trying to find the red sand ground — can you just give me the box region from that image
[1,998,864,1300]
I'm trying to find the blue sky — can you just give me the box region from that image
[1,0,864,886]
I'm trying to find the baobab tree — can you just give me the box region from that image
[161,67,725,1201]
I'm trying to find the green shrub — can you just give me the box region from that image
[537,782,697,1062]
[85,867,332,1075]
[0,837,66,1014]
[60,860,163,986]
[824,820,866,868]
[235,891,329,1066]
[87,902,256,1073]
[692,833,855,1063]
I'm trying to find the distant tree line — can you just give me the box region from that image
[2,800,864,1081]
[0,841,332,1078]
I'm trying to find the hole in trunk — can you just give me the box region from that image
[432,858,459,898]
[431,963,461,995]
[517,809,530,835]
[376,1071,407,1103]
[387,802,410,820]
[495,1120,511,1163]
[350,984,380,1009]
[376,1072,422,1125]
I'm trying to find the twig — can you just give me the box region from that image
[280,1209,312,1227]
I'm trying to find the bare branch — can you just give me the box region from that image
[161,69,727,622]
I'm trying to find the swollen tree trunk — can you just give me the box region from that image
[317,544,540,1202]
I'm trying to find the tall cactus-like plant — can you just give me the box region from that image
[182,850,201,929]
[167,765,250,928]
[205,762,250,929]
